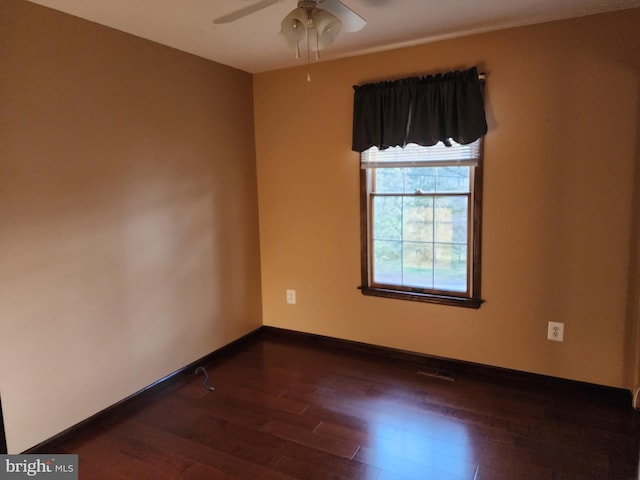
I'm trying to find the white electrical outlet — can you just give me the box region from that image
[547,321,564,342]
[286,289,296,305]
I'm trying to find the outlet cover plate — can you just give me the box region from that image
[547,321,564,342]
[286,289,296,305]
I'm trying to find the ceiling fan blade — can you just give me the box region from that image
[320,0,366,32]
[213,0,282,24]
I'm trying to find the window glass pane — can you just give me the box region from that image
[372,196,402,241]
[403,242,433,289]
[435,167,470,193]
[403,197,433,242]
[372,194,470,291]
[404,168,437,193]
[434,244,467,292]
[375,168,406,194]
[434,197,468,244]
[434,196,468,292]
[375,166,470,194]
[373,240,402,285]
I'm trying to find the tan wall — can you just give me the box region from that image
[631,66,640,406]
[0,1,262,452]
[254,9,640,389]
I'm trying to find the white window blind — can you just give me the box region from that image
[361,139,480,169]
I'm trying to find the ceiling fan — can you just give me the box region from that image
[214,1,366,66]
[214,0,366,32]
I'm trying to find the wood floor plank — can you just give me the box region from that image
[118,419,296,480]
[69,431,183,480]
[274,453,380,480]
[260,419,360,459]
[179,462,244,480]
[76,459,129,480]
[355,444,476,480]
[202,389,321,431]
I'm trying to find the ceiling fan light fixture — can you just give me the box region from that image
[280,4,342,56]
[281,7,308,57]
[311,9,342,51]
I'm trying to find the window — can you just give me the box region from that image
[352,66,487,307]
[359,139,483,308]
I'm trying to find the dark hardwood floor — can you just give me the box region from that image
[36,331,640,479]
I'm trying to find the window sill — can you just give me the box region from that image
[359,286,484,309]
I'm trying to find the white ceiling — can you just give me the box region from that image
[25,0,639,74]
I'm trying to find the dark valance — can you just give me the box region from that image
[351,67,487,152]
